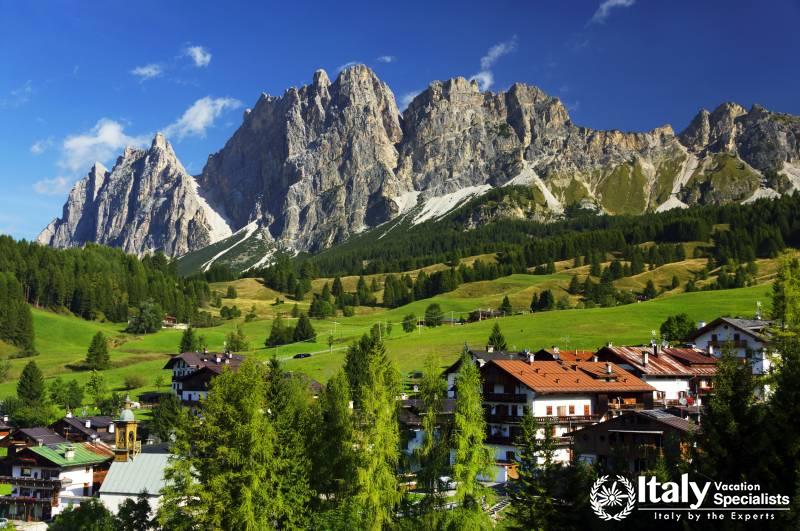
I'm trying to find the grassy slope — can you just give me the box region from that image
[0,258,773,399]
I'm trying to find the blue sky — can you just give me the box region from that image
[1,0,799,240]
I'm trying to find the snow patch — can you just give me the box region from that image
[188,177,233,243]
[655,196,689,213]
[780,161,800,191]
[413,185,492,225]
[742,188,780,204]
[672,149,699,195]
[504,161,564,213]
[245,248,277,271]
[393,190,421,214]
[201,221,259,272]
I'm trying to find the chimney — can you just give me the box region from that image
[697,321,706,330]
[643,350,649,366]
[606,362,612,374]
[64,445,75,460]
[553,346,560,355]
[2,415,7,423]
[65,410,72,419]
[109,423,115,434]
[592,355,598,362]
[215,355,222,364]
[227,352,233,359]
[527,351,535,363]
[606,342,613,348]
[204,347,209,354]
[36,438,43,446]
[85,419,92,429]
[486,345,494,353]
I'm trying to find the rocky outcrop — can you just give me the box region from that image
[41,66,800,259]
[198,65,406,251]
[38,134,230,256]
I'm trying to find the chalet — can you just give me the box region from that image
[0,417,11,441]
[594,343,717,405]
[398,398,457,462]
[49,414,116,445]
[689,317,776,375]
[0,440,114,521]
[3,428,66,453]
[478,360,655,481]
[164,351,245,403]
[442,346,531,398]
[568,409,696,473]
[467,309,505,322]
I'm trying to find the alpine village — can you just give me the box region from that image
[3,2,800,529]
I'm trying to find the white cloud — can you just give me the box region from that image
[30,138,53,155]
[33,176,73,196]
[184,45,212,67]
[400,90,422,110]
[1,80,33,108]
[130,64,163,80]
[590,0,636,24]
[163,96,242,140]
[376,55,396,63]
[60,119,149,172]
[470,36,517,91]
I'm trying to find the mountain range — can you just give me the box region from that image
[38,64,800,271]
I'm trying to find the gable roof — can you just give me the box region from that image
[690,317,774,343]
[534,348,596,362]
[443,349,528,375]
[163,352,245,370]
[26,441,113,467]
[15,427,67,445]
[596,346,717,377]
[99,445,170,497]
[486,360,654,394]
[567,409,696,436]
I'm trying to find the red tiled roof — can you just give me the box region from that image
[596,346,717,377]
[487,360,655,394]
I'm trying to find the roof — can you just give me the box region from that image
[16,428,67,445]
[689,317,774,343]
[27,441,113,467]
[639,409,697,433]
[119,409,136,422]
[163,351,246,370]
[51,417,115,443]
[99,446,170,497]
[596,346,717,377]
[535,348,596,362]
[486,360,655,394]
[443,349,528,375]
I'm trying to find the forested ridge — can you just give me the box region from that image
[0,236,211,351]
[296,189,798,277]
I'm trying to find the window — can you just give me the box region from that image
[712,334,718,342]
[506,451,515,461]
[734,333,741,341]
[557,405,567,416]
[584,405,591,416]
[568,404,575,415]
[546,405,553,415]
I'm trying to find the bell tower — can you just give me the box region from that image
[114,397,140,462]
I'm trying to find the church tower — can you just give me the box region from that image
[114,397,140,462]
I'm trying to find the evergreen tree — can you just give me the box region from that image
[643,280,658,300]
[671,275,680,290]
[424,303,443,327]
[225,286,238,299]
[126,301,164,334]
[321,282,332,302]
[535,289,556,311]
[264,357,313,528]
[332,276,344,297]
[311,370,356,503]
[772,254,800,329]
[116,491,153,531]
[350,329,401,530]
[659,313,696,343]
[293,313,316,342]
[150,393,186,442]
[499,295,513,315]
[568,275,581,295]
[530,292,539,313]
[17,360,45,404]
[487,322,507,351]
[402,313,416,333]
[290,303,300,318]
[225,325,249,352]
[86,331,110,370]
[159,360,278,530]
[51,498,116,531]
[266,314,292,347]
[179,327,199,353]
[509,415,559,530]
[451,347,493,528]
[695,348,763,484]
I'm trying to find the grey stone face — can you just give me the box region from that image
[40,66,800,257]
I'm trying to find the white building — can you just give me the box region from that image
[477,360,655,482]
[690,317,775,375]
[164,351,244,402]
[99,444,170,517]
[0,441,113,520]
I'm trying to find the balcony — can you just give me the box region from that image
[0,475,67,489]
[608,402,646,410]
[484,393,527,403]
[486,434,514,445]
[534,415,600,424]
[706,340,749,349]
